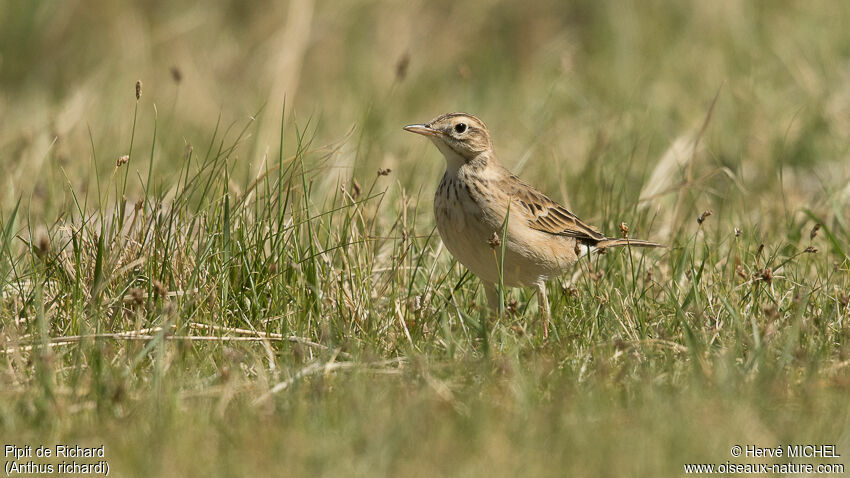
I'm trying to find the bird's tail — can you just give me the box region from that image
[594,238,665,249]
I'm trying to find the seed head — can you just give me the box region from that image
[697,210,712,225]
[351,178,362,199]
[803,246,818,254]
[377,168,392,176]
[395,52,410,81]
[130,288,145,305]
[507,297,518,315]
[734,227,742,237]
[618,222,629,238]
[488,232,501,249]
[759,267,773,285]
[117,155,129,167]
[152,279,167,298]
[592,269,604,283]
[36,234,50,257]
[810,223,821,240]
[135,80,142,100]
[170,66,182,84]
[561,283,578,297]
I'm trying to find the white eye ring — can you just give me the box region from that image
[454,123,467,134]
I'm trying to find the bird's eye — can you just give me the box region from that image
[454,123,467,134]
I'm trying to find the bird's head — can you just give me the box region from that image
[404,113,492,167]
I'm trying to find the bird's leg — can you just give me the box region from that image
[535,280,550,339]
[484,282,500,317]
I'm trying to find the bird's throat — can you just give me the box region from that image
[430,139,491,176]
[431,138,468,174]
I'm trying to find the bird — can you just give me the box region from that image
[404,112,662,338]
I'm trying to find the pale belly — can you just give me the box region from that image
[433,176,575,287]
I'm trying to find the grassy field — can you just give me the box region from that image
[2,0,850,476]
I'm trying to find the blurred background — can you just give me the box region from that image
[2,0,850,233]
[2,3,850,475]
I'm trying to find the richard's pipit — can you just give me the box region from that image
[405,112,662,337]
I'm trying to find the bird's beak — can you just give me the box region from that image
[403,124,441,137]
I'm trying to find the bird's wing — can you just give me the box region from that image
[505,175,606,243]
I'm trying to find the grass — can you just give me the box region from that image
[2,1,850,476]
